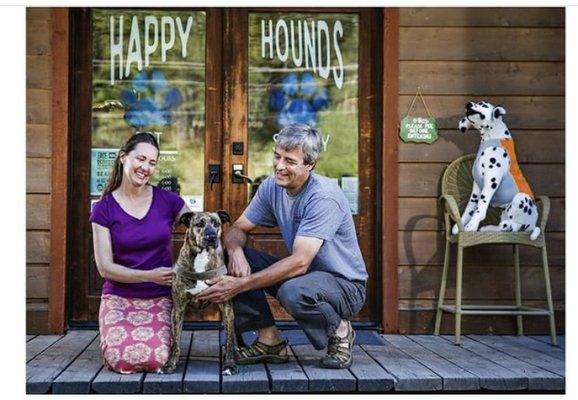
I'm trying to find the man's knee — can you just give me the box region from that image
[277,279,317,315]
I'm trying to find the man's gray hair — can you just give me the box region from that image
[275,123,322,165]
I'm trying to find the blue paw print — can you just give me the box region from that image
[120,70,183,129]
[269,72,331,127]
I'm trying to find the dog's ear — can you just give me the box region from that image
[216,210,231,224]
[493,105,506,120]
[458,117,472,133]
[178,212,195,228]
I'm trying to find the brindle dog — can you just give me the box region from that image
[161,210,238,375]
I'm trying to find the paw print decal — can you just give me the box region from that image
[269,72,331,127]
[120,70,183,129]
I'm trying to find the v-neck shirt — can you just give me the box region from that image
[90,186,185,298]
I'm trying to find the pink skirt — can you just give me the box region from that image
[98,294,173,374]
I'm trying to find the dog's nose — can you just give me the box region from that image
[205,234,218,245]
[466,102,474,110]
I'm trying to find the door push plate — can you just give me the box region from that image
[232,164,244,184]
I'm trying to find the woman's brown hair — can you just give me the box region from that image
[101,132,160,198]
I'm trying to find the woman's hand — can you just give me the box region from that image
[147,267,173,286]
[228,248,251,277]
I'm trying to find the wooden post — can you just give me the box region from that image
[48,7,69,334]
[381,8,399,333]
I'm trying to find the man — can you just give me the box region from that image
[197,123,367,369]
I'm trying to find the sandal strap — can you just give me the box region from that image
[237,338,288,359]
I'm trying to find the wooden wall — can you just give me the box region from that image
[397,8,565,334]
[26,8,52,333]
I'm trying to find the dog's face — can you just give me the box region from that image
[178,210,231,251]
[459,101,506,133]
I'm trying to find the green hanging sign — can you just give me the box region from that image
[399,88,438,144]
[399,116,438,144]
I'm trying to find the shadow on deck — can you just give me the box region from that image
[26,330,565,394]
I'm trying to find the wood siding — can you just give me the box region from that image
[26,7,565,334]
[26,8,52,333]
[397,7,565,334]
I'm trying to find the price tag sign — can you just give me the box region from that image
[399,116,438,144]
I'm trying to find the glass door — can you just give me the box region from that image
[69,8,223,323]
[223,9,380,322]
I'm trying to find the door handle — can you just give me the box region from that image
[209,164,221,191]
[232,164,253,184]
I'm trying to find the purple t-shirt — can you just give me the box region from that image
[89,186,185,298]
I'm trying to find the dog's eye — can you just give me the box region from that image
[195,221,205,228]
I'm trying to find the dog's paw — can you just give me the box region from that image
[161,361,177,374]
[222,364,238,376]
[451,224,459,235]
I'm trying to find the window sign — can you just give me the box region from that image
[91,10,206,205]
[90,148,118,196]
[248,13,360,214]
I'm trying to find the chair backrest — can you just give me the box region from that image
[441,154,502,226]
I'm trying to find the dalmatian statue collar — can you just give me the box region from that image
[453,101,541,240]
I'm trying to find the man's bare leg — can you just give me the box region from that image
[257,325,288,356]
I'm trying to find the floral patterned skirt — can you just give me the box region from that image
[98,294,173,374]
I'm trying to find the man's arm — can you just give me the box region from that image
[224,214,257,277]
[243,235,323,290]
[197,235,323,303]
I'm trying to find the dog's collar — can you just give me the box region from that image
[180,264,228,281]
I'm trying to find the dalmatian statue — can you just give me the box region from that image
[451,101,541,240]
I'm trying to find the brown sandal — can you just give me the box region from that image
[235,338,289,365]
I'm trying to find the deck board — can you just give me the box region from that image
[267,347,309,392]
[142,330,193,393]
[532,335,565,349]
[52,337,103,394]
[468,335,565,377]
[499,336,564,361]
[383,335,479,391]
[292,344,357,392]
[410,335,527,391]
[183,330,220,393]
[348,345,396,391]
[221,363,270,393]
[444,335,564,391]
[26,330,97,394]
[362,343,442,391]
[26,334,63,362]
[27,335,37,342]
[92,368,144,394]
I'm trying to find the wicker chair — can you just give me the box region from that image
[435,154,557,346]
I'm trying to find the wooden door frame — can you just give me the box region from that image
[381,8,399,333]
[48,8,70,333]
[50,7,400,332]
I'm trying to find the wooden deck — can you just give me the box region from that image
[26,330,565,394]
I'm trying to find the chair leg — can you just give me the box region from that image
[454,245,464,345]
[541,246,558,346]
[435,240,451,335]
[513,245,523,336]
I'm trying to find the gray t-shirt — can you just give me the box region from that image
[244,173,368,282]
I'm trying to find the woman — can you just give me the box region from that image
[90,132,188,374]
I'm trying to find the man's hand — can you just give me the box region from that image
[228,248,251,277]
[196,275,246,303]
